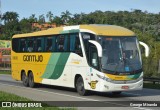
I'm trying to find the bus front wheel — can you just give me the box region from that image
[76,77,88,96]
[22,72,28,87]
[28,72,36,88]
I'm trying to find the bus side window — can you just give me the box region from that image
[82,32,96,66]
[45,37,53,52]
[33,39,37,52]
[27,39,34,52]
[70,34,83,57]
[75,35,82,56]
[12,38,19,52]
[52,37,56,52]
[64,35,69,52]
[36,38,43,52]
[57,35,65,52]
[20,39,27,52]
[70,34,75,52]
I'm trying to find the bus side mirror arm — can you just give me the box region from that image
[139,41,149,57]
[89,40,102,57]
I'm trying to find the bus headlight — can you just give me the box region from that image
[96,74,111,82]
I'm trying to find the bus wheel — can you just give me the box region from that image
[28,72,35,88]
[76,77,88,96]
[22,72,28,87]
[112,91,122,95]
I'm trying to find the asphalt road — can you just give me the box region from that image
[0,74,160,110]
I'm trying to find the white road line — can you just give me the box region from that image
[0,82,151,110]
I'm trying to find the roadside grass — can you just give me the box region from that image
[0,70,11,75]
[0,91,76,110]
[0,91,31,101]
[143,82,160,89]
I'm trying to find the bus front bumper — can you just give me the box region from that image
[99,79,143,92]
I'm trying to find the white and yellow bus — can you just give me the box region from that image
[11,25,149,95]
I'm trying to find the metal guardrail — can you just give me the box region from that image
[144,77,160,84]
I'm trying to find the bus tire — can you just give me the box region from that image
[28,72,36,88]
[112,91,122,95]
[22,71,28,87]
[76,77,88,96]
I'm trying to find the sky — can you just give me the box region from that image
[1,0,160,20]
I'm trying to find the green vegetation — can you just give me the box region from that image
[0,91,30,101]
[143,82,160,89]
[0,9,160,78]
[0,70,11,74]
[0,91,75,110]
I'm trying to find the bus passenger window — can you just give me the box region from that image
[70,34,76,52]
[12,38,19,52]
[32,37,44,52]
[37,38,42,52]
[46,37,53,52]
[64,35,69,52]
[52,37,56,52]
[70,34,82,57]
[82,32,96,62]
[75,35,82,56]
[57,35,65,52]
[33,40,37,52]
[20,39,27,52]
[27,39,33,52]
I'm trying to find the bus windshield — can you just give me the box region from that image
[98,36,142,74]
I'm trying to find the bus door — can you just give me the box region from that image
[88,44,99,89]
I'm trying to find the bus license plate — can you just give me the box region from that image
[121,86,129,89]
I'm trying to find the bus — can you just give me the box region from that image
[11,25,149,96]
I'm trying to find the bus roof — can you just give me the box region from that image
[12,24,135,38]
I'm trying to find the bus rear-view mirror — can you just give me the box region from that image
[139,41,149,57]
[88,40,102,57]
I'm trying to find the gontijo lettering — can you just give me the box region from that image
[23,55,43,62]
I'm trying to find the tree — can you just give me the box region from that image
[72,13,81,24]
[19,18,32,33]
[1,11,20,39]
[29,14,37,23]
[52,16,63,26]
[2,11,19,24]
[61,10,72,25]
[1,20,20,39]
[46,11,53,23]
[38,14,45,24]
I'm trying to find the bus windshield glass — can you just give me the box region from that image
[98,36,142,74]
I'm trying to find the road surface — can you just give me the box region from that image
[0,74,160,110]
